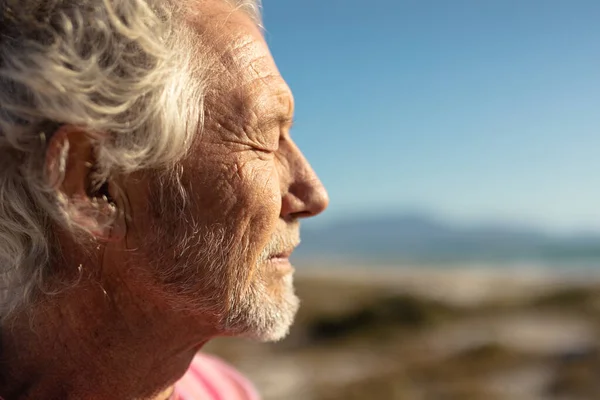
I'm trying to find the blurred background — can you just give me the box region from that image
[206,1,600,399]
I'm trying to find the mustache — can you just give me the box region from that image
[258,222,301,262]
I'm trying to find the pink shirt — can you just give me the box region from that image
[0,354,258,400]
[172,354,261,400]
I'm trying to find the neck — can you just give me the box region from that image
[0,268,212,400]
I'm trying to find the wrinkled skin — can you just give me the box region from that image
[126,0,329,342]
[0,1,328,400]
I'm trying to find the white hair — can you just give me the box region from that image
[0,0,262,320]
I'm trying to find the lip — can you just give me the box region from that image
[268,250,295,275]
[271,249,293,259]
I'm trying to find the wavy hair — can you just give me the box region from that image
[0,0,261,320]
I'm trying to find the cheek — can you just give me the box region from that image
[217,157,280,292]
[235,158,280,244]
[186,152,280,252]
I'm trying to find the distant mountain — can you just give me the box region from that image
[295,214,600,266]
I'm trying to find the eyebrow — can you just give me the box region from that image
[259,115,294,134]
[256,94,295,132]
[241,81,294,133]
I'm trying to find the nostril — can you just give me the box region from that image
[295,211,313,219]
[281,184,329,219]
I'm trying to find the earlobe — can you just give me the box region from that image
[45,128,71,192]
[44,126,125,241]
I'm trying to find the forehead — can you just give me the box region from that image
[186,1,294,122]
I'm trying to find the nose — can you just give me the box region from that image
[280,143,329,220]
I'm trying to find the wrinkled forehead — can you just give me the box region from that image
[186,0,274,85]
[185,0,293,123]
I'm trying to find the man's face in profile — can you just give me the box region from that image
[120,0,329,342]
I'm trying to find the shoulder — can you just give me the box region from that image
[174,353,261,400]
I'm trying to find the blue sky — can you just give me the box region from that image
[262,0,600,233]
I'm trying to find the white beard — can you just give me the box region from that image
[223,269,299,342]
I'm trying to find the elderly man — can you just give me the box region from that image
[0,0,328,399]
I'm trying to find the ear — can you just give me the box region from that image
[44,126,125,241]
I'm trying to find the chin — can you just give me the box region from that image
[224,272,300,342]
